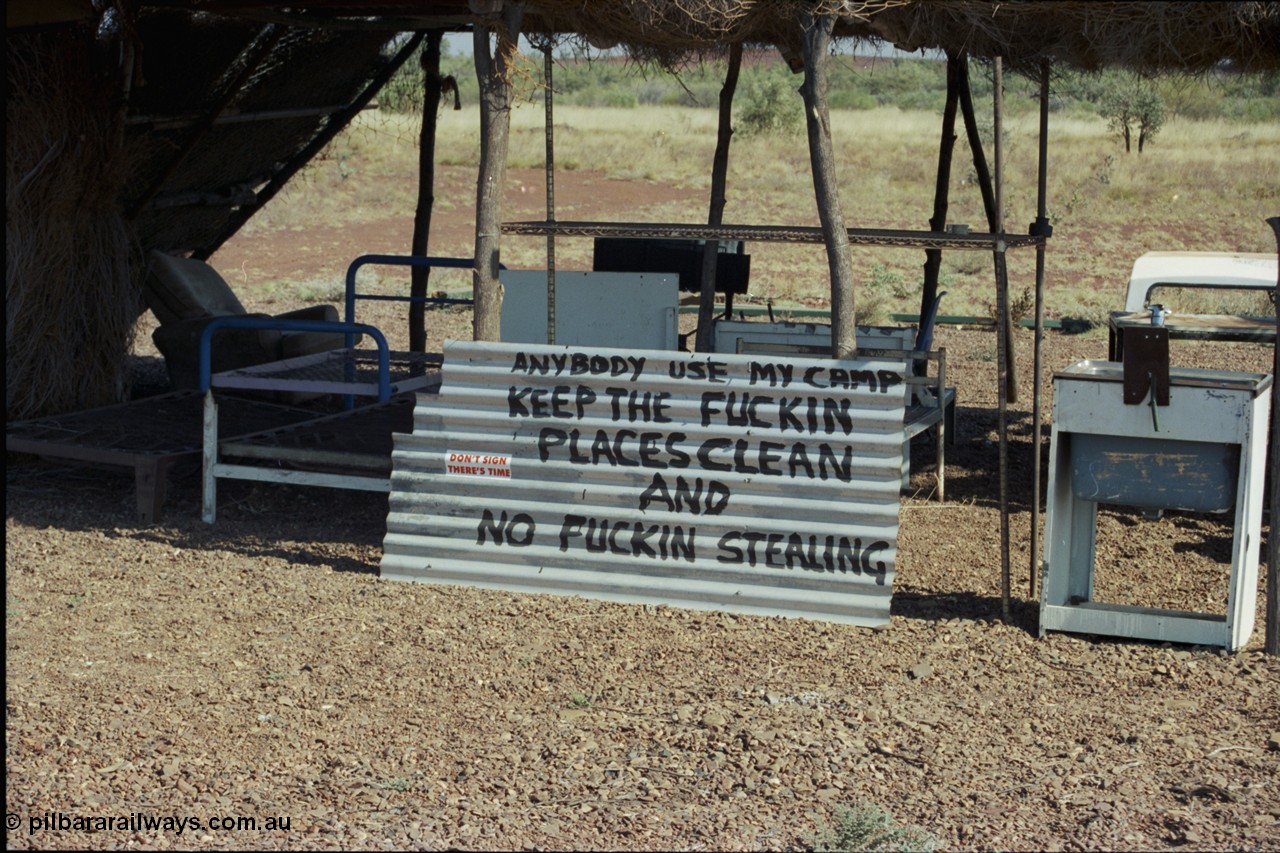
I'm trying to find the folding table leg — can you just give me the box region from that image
[202,392,218,524]
[935,418,946,502]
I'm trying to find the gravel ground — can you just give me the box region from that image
[7,311,1279,851]
[8,158,1280,850]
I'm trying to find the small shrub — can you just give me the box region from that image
[869,263,914,300]
[856,268,893,326]
[829,89,878,111]
[1008,286,1035,323]
[738,74,802,137]
[294,280,346,305]
[812,801,936,853]
[596,87,638,109]
[984,286,1034,327]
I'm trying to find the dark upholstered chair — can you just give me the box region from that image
[144,250,351,390]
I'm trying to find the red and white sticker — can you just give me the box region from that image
[445,451,511,479]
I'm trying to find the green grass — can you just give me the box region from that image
[258,102,1278,326]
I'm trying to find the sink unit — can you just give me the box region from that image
[1040,360,1272,650]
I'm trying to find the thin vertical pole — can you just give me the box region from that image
[1030,62,1052,600]
[543,44,556,345]
[994,56,1012,622]
[1265,216,1280,655]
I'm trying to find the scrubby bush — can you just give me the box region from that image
[738,72,803,136]
[812,801,937,853]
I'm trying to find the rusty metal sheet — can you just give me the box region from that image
[381,341,909,626]
[1069,434,1239,512]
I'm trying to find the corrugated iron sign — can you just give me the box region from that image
[381,340,908,625]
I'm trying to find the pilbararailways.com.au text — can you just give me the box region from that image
[17,810,291,835]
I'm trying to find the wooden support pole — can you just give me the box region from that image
[409,31,445,353]
[798,13,856,359]
[956,55,995,227]
[472,6,524,342]
[695,42,742,353]
[919,51,961,331]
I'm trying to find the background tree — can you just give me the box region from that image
[1134,85,1166,152]
[1099,73,1166,153]
[1099,76,1135,152]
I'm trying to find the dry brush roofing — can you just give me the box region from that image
[142,1,1280,73]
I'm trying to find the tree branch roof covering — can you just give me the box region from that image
[137,1,1280,72]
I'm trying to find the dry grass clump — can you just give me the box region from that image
[6,30,140,420]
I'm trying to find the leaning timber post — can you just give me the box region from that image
[129,25,283,219]
[798,13,856,359]
[993,56,1013,622]
[957,55,1018,404]
[695,42,742,353]
[1030,61,1052,600]
[202,33,426,258]
[410,31,446,353]
[920,50,961,337]
[472,4,524,342]
[1266,215,1280,656]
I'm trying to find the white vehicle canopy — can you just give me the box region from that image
[1124,252,1277,312]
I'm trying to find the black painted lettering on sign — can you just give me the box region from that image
[800,365,903,394]
[694,438,853,482]
[603,387,673,423]
[538,427,691,469]
[469,349,899,595]
[506,384,599,419]
[715,531,889,585]
[558,514,696,562]
[699,391,864,435]
[748,361,795,388]
[511,351,645,382]
[667,358,729,383]
[637,472,731,515]
[476,509,536,546]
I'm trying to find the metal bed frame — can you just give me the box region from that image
[197,254,469,523]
